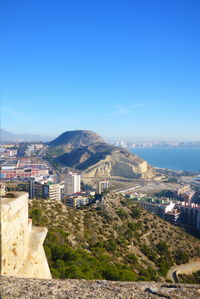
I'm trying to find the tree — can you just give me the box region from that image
[156,257,171,276]
[29,208,43,224]
[51,245,67,261]
[156,241,169,256]
[130,206,141,219]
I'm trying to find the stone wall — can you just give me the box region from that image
[1,276,200,299]
[0,192,51,279]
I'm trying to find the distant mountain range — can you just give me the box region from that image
[0,129,54,142]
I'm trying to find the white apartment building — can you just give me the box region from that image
[32,182,61,201]
[43,183,61,201]
[65,195,90,208]
[64,172,81,196]
[97,180,109,194]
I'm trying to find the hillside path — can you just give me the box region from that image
[167,258,200,283]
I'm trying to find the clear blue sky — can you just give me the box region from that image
[1,0,200,141]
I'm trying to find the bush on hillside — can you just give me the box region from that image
[175,250,189,265]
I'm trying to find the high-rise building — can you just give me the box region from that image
[35,182,44,198]
[64,172,81,196]
[43,183,61,201]
[29,181,61,201]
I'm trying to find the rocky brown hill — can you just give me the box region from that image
[57,143,156,179]
[47,130,156,179]
[48,130,104,152]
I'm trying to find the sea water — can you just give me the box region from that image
[130,147,200,172]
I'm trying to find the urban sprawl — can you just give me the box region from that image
[1,141,200,234]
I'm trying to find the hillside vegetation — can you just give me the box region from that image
[29,193,200,282]
[179,271,200,284]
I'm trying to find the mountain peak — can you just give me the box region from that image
[48,130,105,150]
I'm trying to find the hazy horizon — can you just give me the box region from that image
[2,127,200,144]
[1,1,200,141]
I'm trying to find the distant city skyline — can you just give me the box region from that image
[1,1,200,141]
[1,128,200,144]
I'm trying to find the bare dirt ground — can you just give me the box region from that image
[82,176,180,195]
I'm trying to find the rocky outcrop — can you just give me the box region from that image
[48,130,104,152]
[57,143,156,179]
[1,276,200,298]
[84,150,155,179]
[0,191,51,279]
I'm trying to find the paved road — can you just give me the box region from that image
[167,259,200,283]
[116,185,141,194]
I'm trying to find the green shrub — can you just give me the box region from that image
[29,208,43,224]
[126,253,138,264]
[116,208,128,220]
[141,245,157,262]
[130,207,141,219]
[104,239,117,252]
[127,221,142,231]
[156,241,169,256]
[175,250,189,265]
